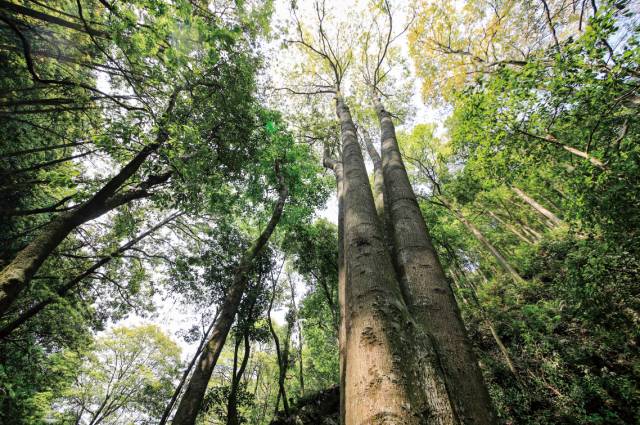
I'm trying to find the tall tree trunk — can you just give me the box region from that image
[337,94,455,425]
[227,330,251,425]
[362,126,397,264]
[267,275,291,417]
[374,96,495,424]
[0,94,177,315]
[512,187,562,226]
[171,168,288,425]
[0,214,179,339]
[438,197,524,285]
[361,126,385,219]
[159,315,218,425]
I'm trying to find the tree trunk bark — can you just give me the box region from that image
[374,97,495,424]
[171,169,288,425]
[362,126,397,267]
[338,94,455,425]
[512,187,562,226]
[361,127,385,220]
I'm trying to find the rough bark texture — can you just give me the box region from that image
[171,172,288,425]
[361,128,385,220]
[337,94,452,425]
[362,127,397,267]
[374,97,495,424]
[337,165,347,425]
[512,187,562,226]
[439,198,524,285]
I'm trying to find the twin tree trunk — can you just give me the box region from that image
[171,171,288,425]
[336,93,436,424]
[172,91,495,424]
[329,93,495,425]
[373,97,495,424]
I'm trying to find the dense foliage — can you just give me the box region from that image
[406,1,640,423]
